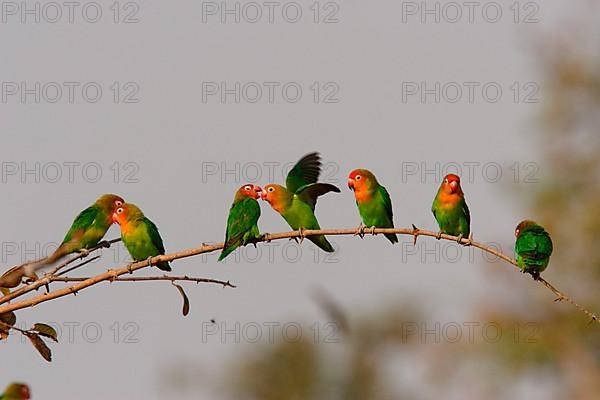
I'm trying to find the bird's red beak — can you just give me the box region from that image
[253,186,262,199]
[449,180,458,193]
[260,190,267,201]
[112,212,119,224]
[348,178,354,191]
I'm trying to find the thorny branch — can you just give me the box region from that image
[0,226,597,325]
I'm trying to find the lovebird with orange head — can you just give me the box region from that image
[261,152,340,253]
[113,203,171,271]
[48,194,125,263]
[431,174,470,242]
[348,169,398,244]
[218,184,262,261]
[4,194,124,288]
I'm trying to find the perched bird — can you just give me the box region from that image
[431,174,471,243]
[515,220,553,279]
[7,194,125,285]
[48,194,125,262]
[0,383,30,400]
[112,203,171,272]
[218,184,262,261]
[261,152,340,253]
[347,169,398,244]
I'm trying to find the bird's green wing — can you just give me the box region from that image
[285,152,322,194]
[143,217,166,255]
[225,198,261,246]
[295,183,340,210]
[516,227,553,260]
[61,206,99,244]
[462,199,471,227]
[377,185,394,223]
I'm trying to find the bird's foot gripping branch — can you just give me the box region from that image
[0,224,598,362]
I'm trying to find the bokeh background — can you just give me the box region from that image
[1,1,599,399]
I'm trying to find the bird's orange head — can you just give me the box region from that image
[235,184,262,201]
[348,169,378,191]
[112,203,143,226]
[439,174,463,195]
[260,184,291,212]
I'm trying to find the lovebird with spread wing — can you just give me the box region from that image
[431,174,471,243]
[113,203,171,271]
[218,184,262,261]
[348,169,398,244]
[515,220,553,279]
[261,152,340,253]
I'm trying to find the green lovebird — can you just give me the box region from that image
[49,194,125,263]
[113,203,171,272]
[3,194,125,286]
[515,220,553,279]
[431,174,471,242]
[348,169,398,244]
[0,383,30,400]
[261,152,340,253]
[218,184,262,261]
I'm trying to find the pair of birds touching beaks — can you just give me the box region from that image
[0,152,553,290]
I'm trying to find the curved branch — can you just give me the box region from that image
[52,275,235,287]
[0,239,121,306]
[0,226,597,325]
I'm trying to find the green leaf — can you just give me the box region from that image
[26,333,52,362]
[173,283,190,317]
[33,323,58,342]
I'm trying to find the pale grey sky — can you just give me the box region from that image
[0,1,585,399]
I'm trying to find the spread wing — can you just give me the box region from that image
[295,183,340,210]
[285,152,322,194]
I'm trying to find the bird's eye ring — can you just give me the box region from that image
[115,200,123,206]
[244,185,252,191]
[444,179,448,184]
[268,187,274,192]
[116,208,124,214]
[355,175,361,180]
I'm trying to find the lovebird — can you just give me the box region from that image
[15,194,125,281]
[431,174,471,242]
[261,152,340,253]
[112,203,171,272]
[48,194,125,263]
[0,383,30,400]
[347,169,398,244]
[218,184,262,261]
[515,220,553,279]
